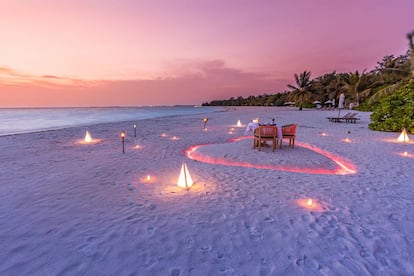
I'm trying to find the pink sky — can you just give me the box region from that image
[1,0,413,107]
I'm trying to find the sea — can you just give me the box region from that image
[0,106,223,136]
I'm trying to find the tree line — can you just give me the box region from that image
[202,30,414,133]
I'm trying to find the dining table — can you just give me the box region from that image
[245,122,283,145]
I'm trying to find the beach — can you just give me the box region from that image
[0,107,413,275]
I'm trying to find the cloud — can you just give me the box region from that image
[0,61,290,107]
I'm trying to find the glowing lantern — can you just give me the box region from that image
[237,120,242,127]
[177,163,193,190]
[397,128,410,142]
[171,136,179,140]
[135,144,142,149]
[403,151,408,156]
[146,175,151,181]
[203,118,208,129]
[120,131,126,154]
[161,133,168,137]
[84,131,92,143]
[307,198,313,206]
[320,132,327,137]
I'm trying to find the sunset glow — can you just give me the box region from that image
[1,1,413,107]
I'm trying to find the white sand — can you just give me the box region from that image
[0,107,413,275]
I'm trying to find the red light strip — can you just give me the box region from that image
[185,136,356,175]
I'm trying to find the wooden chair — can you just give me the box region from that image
[281,124,297,148]
[253,125,277,152]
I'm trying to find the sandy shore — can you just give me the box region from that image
[0,107,413,275]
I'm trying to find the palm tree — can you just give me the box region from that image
[343,70,368,106]
[287,70,312,110]
[407,30,414,77]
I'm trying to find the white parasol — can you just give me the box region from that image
[338,93,345,117]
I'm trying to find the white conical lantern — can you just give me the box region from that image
[237,120,242,127]
[84,130,92,143]
[397,128,410,142]
[177,163,193,190]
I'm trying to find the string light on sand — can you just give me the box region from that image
[320,132,328,137]
[171,136,179,141]
[185,138,357,175]
[397,128,410,143]
[177,163,193,190]
[134,144,143,149]
[161,133,168,137]
[399,151,413,158]
[296,198,323,212]
[341,138,352,143]
[140,174,155,183]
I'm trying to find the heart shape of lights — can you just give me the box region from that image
[185,136,356,175]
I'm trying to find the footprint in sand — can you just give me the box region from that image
[218,265,235,273]
[200,244,211,253]
[339,257,368,274]
[259,258,274,275]
[215,251,225,260]
[373,244,390,268]
[169,268,181,276]
[127,183,135,191]
[244,223,263,241]
[146,226,156,236]
[184,235,195,248]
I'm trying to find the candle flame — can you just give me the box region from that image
[84,131,92,143]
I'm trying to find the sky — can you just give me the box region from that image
[1,0,413,107]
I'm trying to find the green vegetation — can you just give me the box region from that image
[203,30,414,133]
[369,83,414,133]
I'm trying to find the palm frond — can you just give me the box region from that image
[368,84,401,104]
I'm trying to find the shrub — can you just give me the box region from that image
[369,83,414,133]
